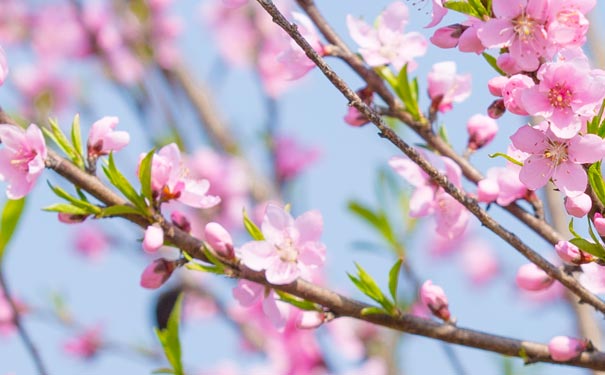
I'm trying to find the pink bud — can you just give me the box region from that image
[593,213,605,236]
[487,99,506,119]
[140,259,177,289]
[516,263,554,291]
[204,222,234,259]
[487,76,508,97]
[564,193,591,218]
[170,210,191,233]
[57,212,88,224]
[467,114,498,150]
[420,280,450,321]
[548,336,587,361]
[296,311,325,329]
[142,224,164,253]
[344,106,369,127]
[87,116,130,157]
[429,25,463,49]
[555,240,594,265]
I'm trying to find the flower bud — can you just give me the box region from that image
[487,76,508,97]
[516,263,554,291]
[555,240,594,265]
[420,280,451,321]
[429,24,463,49]
[170,210,191,233]
[487,99,506,119]
[344,106,369,127]
[58,212,89,224]
[140,259,177,289]
[296,311,325,329]
[142,224,164,253]
[204,222,234,259]
[467,114,498,150]
[593,213,605,236]
[548,336,588,362]
[564,193,591,218]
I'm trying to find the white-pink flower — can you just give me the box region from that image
[510,123,605,197]
[427,61,472,113]
[232,279,287,328]
[87,116,130,157]
[239,204,326,284]
[279,12,324,80]
[0,46,7,86]
[346,2,427,72]
[0,124,47,199]
[141,143,221,208]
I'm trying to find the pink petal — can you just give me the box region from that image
[239,241,274,271]
[265,258,300,284]
[388,156,428,188]
[294,209,323,243]
[262,292,287,330]
[298,242,326,268]
[179,179,221,209]
[552,162,587,197]
[261,204,294,244]
[568,134,605,163]
[519,155,553,190]
[510,125,547,153]
[232,279,263,307]
[409,185,436,217]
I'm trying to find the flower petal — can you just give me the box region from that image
[239,241,274,271]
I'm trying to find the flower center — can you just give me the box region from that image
[544,140,569,165]
[276,239,298,263]
[547,83,573,109]
[10,149,36,172]
[512,13,538,42]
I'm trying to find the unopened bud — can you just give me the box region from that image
[58,212,89,224]
[487,99,506,119]
[555,240,594,265]
[593,213,605,236]
[204,222,234,259]
[143,224,164,253]
[296,311,325,329]
[564,193,591,218]
[170,211,191,233]
[548,336,588,362]
[140,259,178,289]
[516,263,554,291]
[467,114,498,150]
[420,280,451,322]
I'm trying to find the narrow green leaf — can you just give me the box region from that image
[47,182,102,214]
[438,125,450,145]
[588,162,605,206]
[569,238,605,260]
[396,64,420,119]
[43,203,91,215]
[0,198,26,262]
[587,217,602,245]
[243,209,264,240]
[104,153,148,212]
[388,258,403,304]
[444,1,481,17]
[202,246,225,272]
[568,218,581,239]
[488,152,523,166]
[152,368,175,374]
[467,0,489,17]
[139,148,156,202]
[275,291,318,311]
[47,118,77,160]
[361,306,387,316]
[97,204,143,218]
[590,99,605,135]
[351,263,393,312]
[70,114,85,168]
[154,293,184,375]
[348,201,397,248]
[482,53,505,76]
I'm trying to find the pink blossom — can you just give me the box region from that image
[510,123,605,197]
[239,204,326,284]
[579,263,605,294]
[548,336,587,362]
[427,61,472,113]
[389,153,469,239]
[477,0,550,72]
[593,213,605,236]
[425,0,448,28]
[516,263,554,291]
[31,4,91,60]
[87,116,130,157]
[420,280,450,321]
[460,239,499,285]
[222,0,248,8]
[170,210,192,233]
[466,114,498,150]
[143,224,164,253]
[142,143,221,209]
[204,222,235,259]
[0,291,16,336]
[477,165,528,206]
[13,64,74,115]
[521,60,605,138]
[555,240,594,265]
[430,20,484,54]
[0,0,28,44]
[547,1,595,49]
[232,279,287,329]
[279,12,324,80]
[564,193,591,218]
[501,74,534,115]
[346,2,427,72]
[0,47,7,86]
[274,135,320,183]
[344,87,373,127]
[140,259,177,289]
[257,34,297,97]
[296,311,325,329]
[73,226,110,261]
[0,124,47,199]
[63,325,103,359]
[487,76,508,97]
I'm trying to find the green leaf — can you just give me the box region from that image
[589,162,605,206]
[70,114,85,168]
[488,152,523,166]
[361,306,387,316]
[154,293,184,375]
[183,251,223,275]
[467,0,489,17]
[444,0,481,17]
[152,368,175,374]
[348,201,398,249]
[587,216,602,245]
[275,290,318,311]
[46,118,78,161]
[437,125,450,145]
[568,218,581,239]
[47,182,102,214]
[388,258,403,304]
[97,204,143,218]
[0,198,26,263]
[396,64,420,120]
[103,153,148,212]
[569,238,605,260]
[348,263,393,312]
[243,209,264,240]
[43,203,91,215]
[482,53,505,76]
[138,148,156,202]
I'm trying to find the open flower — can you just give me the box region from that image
[87,116,130,157]
[239,204,326,284]
[427,61,472,113]
[0,123,47,199]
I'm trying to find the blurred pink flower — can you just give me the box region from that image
[232,279,287,329]
[427,61,472,113]
[347,2,427,72]
[420,280,450,321]
[516,263,554,291]
[477,166,528,206]
[460,239,499,285]
[425,0,447,28]
[143,224,164,254]
[239,204,326,284]
[31,4,91,60]
[0,124,47,199]
[279,12,324,80]
[140,259,177,289]
[466,114,498,150]
[0,47,7,86]
[13,64,74,115]
[87,116,130,157]
[579,262,605,294]
[274,135,320,182]
[73,226,110,261]
[63,325,103,359]
[548,336,587,362]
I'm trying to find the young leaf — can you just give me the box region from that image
[103,153,148,212]
[348,201,397,248]
[154,293,184,375]
[361,306,387,316]
[348,263,394,312]
[275,290,318,311]
[0,198,26,263]
[444,1,481,17]
[396,64,420,120]
[569,238,605,260]
[568,218,581,239]
[482,53,505,76]
[139,148,156,202]
[43,203,92,216]
[97,204,143,218]
[488,152,523,166]
[70,114,85,168]
[588,162,605,206]
[47,182,102,214]
[45,118,77,160]
[243,209,264,240]
[388,258,403,304]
